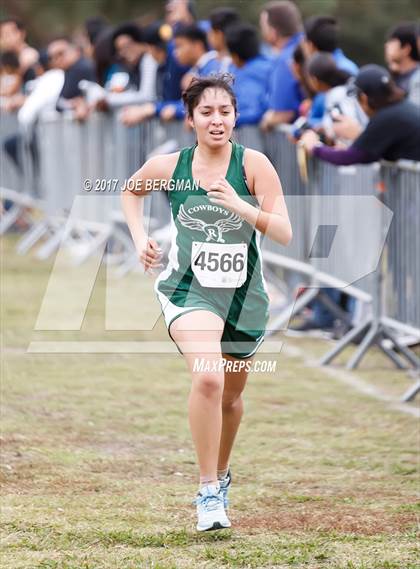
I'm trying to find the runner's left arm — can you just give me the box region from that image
[207,150,292,246]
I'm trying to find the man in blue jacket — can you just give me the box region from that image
[259,1,304,129]
[303,16,359,128]
[225,23,273,126]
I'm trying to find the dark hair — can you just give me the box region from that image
[143,22,170,49]
[225,23,260,62]
[112,23,144,46]
[93,27,118,85]
[0,17,25,30]
[263,1,302,37]
[209,8,241,32]
[38,48,50,71]
[0,50,20,70]
[182,74,237,117]
[85,16,108,45]
[307,52,351,87]
[305,16,338,52]
[292,43,305,66]
[387,22,420,62]
[174,24,208,50]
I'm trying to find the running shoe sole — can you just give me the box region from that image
[197,519,231,532]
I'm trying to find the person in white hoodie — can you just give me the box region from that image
[3,51,64,175]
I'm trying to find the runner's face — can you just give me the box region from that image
[190,88,236,147]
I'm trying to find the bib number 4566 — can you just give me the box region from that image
[194,251,245,272]
[191,242,248,288]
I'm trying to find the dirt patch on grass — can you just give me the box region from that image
[235,504,418,535]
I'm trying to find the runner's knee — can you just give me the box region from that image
[222,392,243,411]
[193,372,224,398]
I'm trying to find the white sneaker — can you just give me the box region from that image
[194,484,231,532]
[218,468,232,509]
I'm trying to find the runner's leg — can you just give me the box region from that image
[217,354,251,472]
[170,310,225,486]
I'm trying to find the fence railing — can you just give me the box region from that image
[1,111,419,386]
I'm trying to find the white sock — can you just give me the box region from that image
[217,466,229,480]
[199,477,220,491]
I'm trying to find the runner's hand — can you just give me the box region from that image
[207,177,245,216]
[136,237,163,275]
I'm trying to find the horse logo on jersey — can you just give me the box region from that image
[178,204,243,243]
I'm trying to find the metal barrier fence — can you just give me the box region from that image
[381,162,420,333]
[0,111,21,193]
[1,112,419,382]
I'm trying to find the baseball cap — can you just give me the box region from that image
[347,64,392,98]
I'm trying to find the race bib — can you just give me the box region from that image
[191,241,247,288]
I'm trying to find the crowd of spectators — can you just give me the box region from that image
[1,0,419,333]
[1,1,419,148]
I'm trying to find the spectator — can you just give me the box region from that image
[259,1,304,129]
[208,7,241,73]
[303,16,358,75]
[301,65,420,164]
[385,22,420,105]
[160,24,220,121]
[164,0,210,34]
[292,53,366,333]
[93,26,130,92]
[84,16,108,58]
[225,23,272,126]
[305,52,367,144]
[17,51,64,130]
[165,0,196,29]
[47,37,95,120]
[120,22,188,126]
[0,51,22,99]
[0,18,39,81]
[174,24,219,79]
[301,16,358,130]
[289,44,313,118]
[291,43,311,97]
[104,23,157,108]
[3,52,62,175]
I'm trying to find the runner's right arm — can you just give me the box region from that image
[120,153,178,273]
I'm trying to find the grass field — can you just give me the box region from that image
[1,235,419,569]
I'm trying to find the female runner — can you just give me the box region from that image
[121,75,292,532]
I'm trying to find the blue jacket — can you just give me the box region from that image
[230,55,273,126]
[307,50,359,127]
[162,51,225,120]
